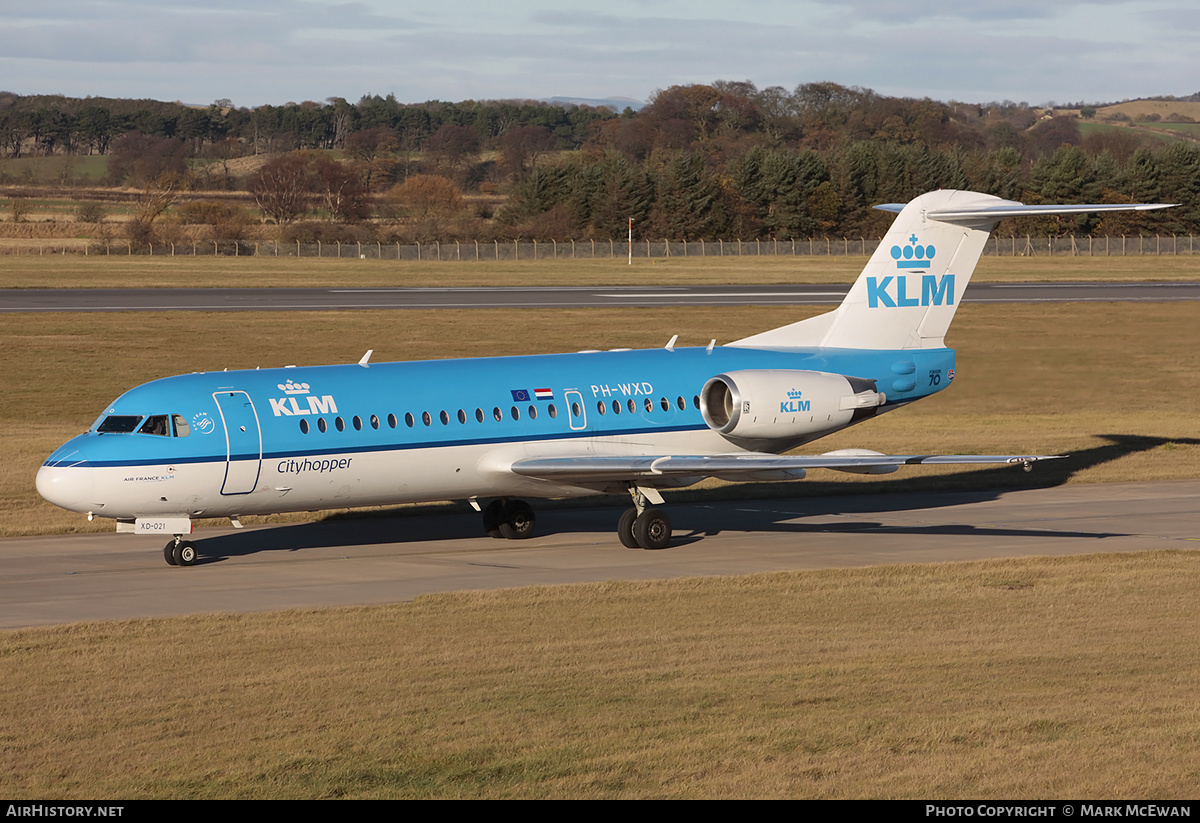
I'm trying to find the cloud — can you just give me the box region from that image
[0,0,1194,107]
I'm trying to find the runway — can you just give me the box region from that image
[3,281,1200,311]
[4,479,1198,629]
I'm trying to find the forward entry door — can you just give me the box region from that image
[214,391,262,495]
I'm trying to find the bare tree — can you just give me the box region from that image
[247,153,314,223]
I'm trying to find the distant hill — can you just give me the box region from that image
[543,96,644,112]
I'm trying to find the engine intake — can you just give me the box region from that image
[700,369,884,451]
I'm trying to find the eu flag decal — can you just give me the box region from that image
[510,389,531,402]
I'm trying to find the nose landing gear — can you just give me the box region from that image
[164,536,198,567]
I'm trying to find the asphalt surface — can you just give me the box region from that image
[3,281,1200,311]
[4,479,1198,628]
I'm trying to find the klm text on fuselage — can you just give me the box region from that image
[866,274,955,309]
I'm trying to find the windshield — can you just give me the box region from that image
[96,415,143,434]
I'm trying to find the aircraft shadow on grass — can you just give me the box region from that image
[194,434,1197,563]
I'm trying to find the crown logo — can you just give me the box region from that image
[890,234,936,269]
[787,389,803,399]
[278,380,311,395]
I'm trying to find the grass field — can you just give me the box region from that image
[3,552,1200,798]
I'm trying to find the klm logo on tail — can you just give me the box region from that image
[867,234,955,308]
[867,274,955,308]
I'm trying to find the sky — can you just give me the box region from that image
[2,1,1197,109]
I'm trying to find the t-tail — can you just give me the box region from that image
[731,189,1175,351]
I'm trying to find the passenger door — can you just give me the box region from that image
[213,391,262,495]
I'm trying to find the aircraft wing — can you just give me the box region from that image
[509,451,1061,484]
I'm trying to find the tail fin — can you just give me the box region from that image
[731,189,1174,351]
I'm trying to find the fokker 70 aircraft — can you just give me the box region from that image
[37,190,1171,565]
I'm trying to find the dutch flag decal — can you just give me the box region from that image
[534,388,554,401]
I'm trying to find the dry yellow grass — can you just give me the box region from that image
[2,552,1199,798]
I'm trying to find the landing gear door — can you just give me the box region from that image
[214,391,262,495]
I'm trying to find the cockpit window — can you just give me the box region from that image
[138,415,170,436]
[172,414,190,437]
[97,415,143,434]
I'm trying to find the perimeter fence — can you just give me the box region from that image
[11,234,1200,259]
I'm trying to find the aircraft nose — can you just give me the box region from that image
[36,461,96,514]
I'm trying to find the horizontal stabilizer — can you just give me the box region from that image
[876,200,1177,224]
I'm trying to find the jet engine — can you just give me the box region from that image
[700,369,885,451]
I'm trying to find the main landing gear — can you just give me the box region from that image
[483,498,536,540]
[618,485,672,550]
[163,535,198,567]
[479,488,673,550]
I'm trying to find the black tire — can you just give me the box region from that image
[617,507,639,548]
[171,540,197,567]
[177,541,197,566]
[633,508,672,550]
[498,499,536,540]
[483,499,506,538]
[164,541,179,566]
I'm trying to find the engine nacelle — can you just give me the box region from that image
[700,369,884,451]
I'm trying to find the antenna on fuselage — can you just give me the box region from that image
[358,350,373,367]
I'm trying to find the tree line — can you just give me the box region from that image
[2,83,1198,242]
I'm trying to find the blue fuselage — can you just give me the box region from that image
[37,344,955,521]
